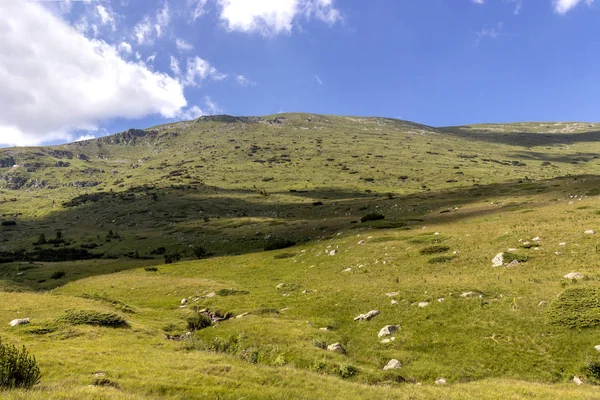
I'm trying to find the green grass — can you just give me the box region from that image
[3,114,600,397]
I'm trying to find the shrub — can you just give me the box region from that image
[59,310,128,328]
[419,245,450,255]
[427,255,455,264]
[0,338,41,389]
[33,233,47,245]
[1,221,16,227]
[217,288,249,296]
[144,267,158,272]
[186,313,212,331]
[312,339,327,349]
[338,364,358,379]
[264,239,296,251]
[93,378,120,389]
[192,246,212,259]
[274,252,296,260]
[503,253,529,263]
[50,270,66,280]
[360,213,385,223]
[585,361,600,381]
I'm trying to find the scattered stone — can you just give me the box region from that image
[538,301,548,307]
[585,230,596,235]
[327,343,346,354]
[205,292,216,298]
[492,253,504,267]
[180,298,188,305]
[328,250,337,256]
[302,290,309,294]
[342,268,352,273]
[276,283,285,289]
[564,272,585,280]
[532,237,541,242]
[418,302,429,308]
[320,326,334,331]
[460,291,483,298]
[438,298,445,302]
[573,376,583,385]
[559,242,566,246]
[354,310,380,321]
[386,292,399,297]
[506,260,519,268]
[391,300,398,305]
[380,339,391,344]
[93,372,106,377]
[435,378,447,385]
[9,318,30,327]
[236,312,250,319]
[358,240,366,245]
[16,272,24,276]
[594,345,600,352]
[378,325,400,338]
[383,359,402,370]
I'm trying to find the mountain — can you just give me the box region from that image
[2,114,600,398]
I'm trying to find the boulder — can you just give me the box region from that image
[506,260,519,268]
[564,272,585,280]
[492,253,504,267]
[435,378,447,385]
[354,310,380,321]
[327,343,346,354]
[383,359,402,370]
[573,376,583,385]
[9,318,29,327]
[378,325,400,338]
[585,230,596,235]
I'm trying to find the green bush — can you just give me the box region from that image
[216,288,249,296]
[585,361,600,381]
[312,339,327,349]
[0,338,41,389]
[186,313,212,331]
[264,239,296,251]
[59,310,128,328]
[419,245,450,255]
[273,252,296,259]
[360,213,385,223]
[547,287,600,328]
[144,267,158,272]
[50,270,66,280]
[427,255,456,264]
[338,364,358,379]
[192,246,211,259]
[503,253,529,263]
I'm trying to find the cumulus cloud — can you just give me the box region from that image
[0,1,186,146]
[118,41,133,53]
[217,0,341,35]
[553,0,594,14]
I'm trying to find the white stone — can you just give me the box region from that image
[559,242,566,246]
[532,237,541,242]
[180,298,187,305]
[492,253,504,267]
[506,260,519,268]
[9,318,29,327]
[391,300,398,305]
[594,345,600,352]
[354,310,380,321]
[418,302,429,308]
[460,291,483,298]
[383,359,402,370]
[438,298,445,302]
[378,325,400,338]
[573,376,583,385]
[435,378,447,385]
[358,240,366,245]
[585,230,596,235]
[564,272,585,280]
[276,283,285,289]
[342,268,352,273]
[328,250,337,256]
[386,292,399,297]
[327,343,345,353]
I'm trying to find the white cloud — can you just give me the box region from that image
[176,97,222,120]
[133,17,153,44]
[118,41,132,53]
[170,56,182,76]
[315,75,323,85]
[472,0,485,4]
[553,0,594,14]
[155,1,171,37]
[188,0,209,22]
[217,0,340,35]
[0,1,186,146]
[146,53,157,63]
[75,134,96,142]
[236,74,256,87]
[176,38,194,52]
[475,22,503,45]
[96,5,116,31]
[133,2,171,44]
[184,56,227,87]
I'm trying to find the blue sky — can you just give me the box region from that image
[0,0,598,146]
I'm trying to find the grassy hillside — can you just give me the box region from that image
[2,114,600,398]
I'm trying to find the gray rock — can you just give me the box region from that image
[383,359,402,370]
[327,343,346,354]
[378,325,400,338]
[354,310,380,321]
[506,260,520,268]
[9,318,29,327]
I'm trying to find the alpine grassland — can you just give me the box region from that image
[2,114,600,398]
